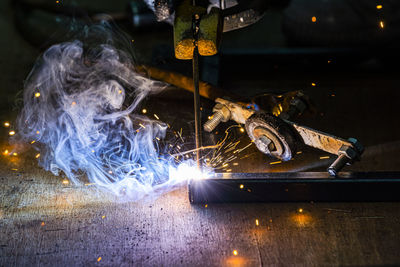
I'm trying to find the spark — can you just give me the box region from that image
[4,122,10,127]
[296,151,302,154]
[35,153,41,158]
[3,150,9,156]
[233,162,238,166]
[139,123,146,129]
[97,257,102,262]
[41,222,45,226]
[71,101,76,106]
[11,168,18,171]
[154,114,159,120]
[319,156,330,159]
[233,250,238,256]
[34,92,40,98]
[239,184,244,189]
[311,16,317,23]
[379,21,384,28]
[239,128,245,133]
[102,215,106,219]
[118,89,122,94]
[12,152,18,156]
[255,219,259,226]
[327,60,331,63]
[31,140,36,144]
[311,82,316,87]
[298,208,303,213]
[269,161,282,165]
[142,108,147,114]
[376,5,382,9]
[205,204,208,208]
[36,131,40,134]
[62,179,69,185]
[9,130,15,136]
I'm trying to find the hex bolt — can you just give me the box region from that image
[327,154,349,176]
[204,111,224,132]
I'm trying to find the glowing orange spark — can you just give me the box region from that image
[269,161,282,165]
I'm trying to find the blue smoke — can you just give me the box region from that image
[16,23,211,200]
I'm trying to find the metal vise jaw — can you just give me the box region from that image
[174,0,223,60]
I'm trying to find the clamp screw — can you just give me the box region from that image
[204,112,224,132]
[327,154,349,176]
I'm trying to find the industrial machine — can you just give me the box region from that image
[161,0,400,203]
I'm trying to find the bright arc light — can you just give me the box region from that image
[169,162,212,182]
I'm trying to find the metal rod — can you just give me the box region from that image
[192,13,202,169]
[189,171,400,203]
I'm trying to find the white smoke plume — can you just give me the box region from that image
[16,23,211,200]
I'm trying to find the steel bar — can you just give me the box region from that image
[189,172,400,203]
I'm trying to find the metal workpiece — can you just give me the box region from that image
[188,172,400,203]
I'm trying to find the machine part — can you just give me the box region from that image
[203,103,231,132]
[203,98,254,132]
[278,91,308,120]
[173,0,222,59]
[223,8,264,32]
[204,98,363,173]
[188,171,400,203]
[153,0,172,22]
[245,113,299,161]
[327,138,364,176]
[287,122,359,156]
